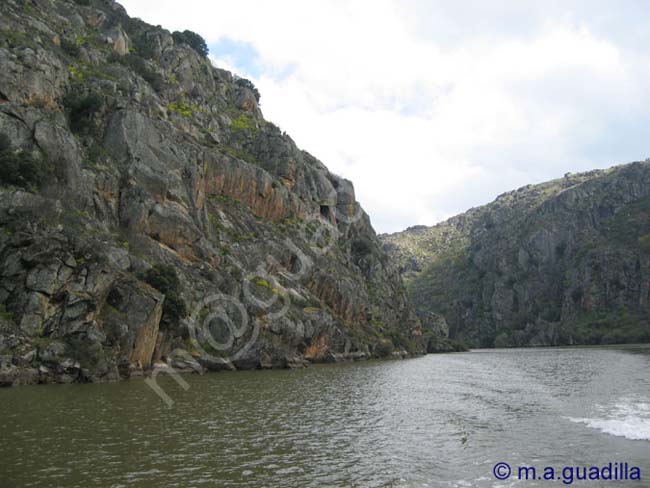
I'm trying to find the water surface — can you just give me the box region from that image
[1,345,649,487]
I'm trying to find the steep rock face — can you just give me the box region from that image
[382,163,650,347]
[0,0,423,385]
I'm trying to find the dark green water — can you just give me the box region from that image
[1,346,649,487]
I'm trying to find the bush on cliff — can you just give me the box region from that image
[109,53,164,92]
[140,265,188,328]
[62,92,103,133]
[639,234,650,254]
[172,30,208,57]
[60,38,81,58]
[132,34,157,60]
[235,78,261,103]
[351,236,374,259]
[0,133,9,154]
[0,133,52,189]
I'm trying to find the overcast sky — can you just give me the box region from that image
[120,0,650,233]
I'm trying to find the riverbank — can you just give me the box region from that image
[0,346,428,387]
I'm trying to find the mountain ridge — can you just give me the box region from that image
[382,161,650,347]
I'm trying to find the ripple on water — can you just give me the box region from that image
[0,346,649,487]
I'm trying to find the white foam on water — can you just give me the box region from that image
[568,399,650,441]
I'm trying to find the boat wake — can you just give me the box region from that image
[568,398,650,441]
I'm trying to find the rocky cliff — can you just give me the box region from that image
[383,162,650,348]
[0,0,424,386]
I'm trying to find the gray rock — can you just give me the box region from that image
[383,162,650,348]
[40,341,66,364]
[0,0,424,386]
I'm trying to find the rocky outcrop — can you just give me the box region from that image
[383,163,650,348]
[0,0,423,385]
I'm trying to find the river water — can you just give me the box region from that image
[0,345,648,487]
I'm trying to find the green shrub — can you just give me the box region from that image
[448,338,469,352]
[571,287,583,304]
[351,237,374,258]
[73,0,91,6]
[109,53,164,92]
[131,34,157,60]
[0,304,14,322]
[0,133,10,153]
[639,234,650,255]
[140,264,188,328]
[62,92,103,133]
[235,78,260,103]
[0,152,50,188]
[427,334,469,352]
[230,113,258,132]
[600,329,627,345]
[168,100,196,118]
[375,339,395,357]
[141,265,180,292]
[0,30,37,50]
[60,38,81,58]
[172,30,208,57]
[0,133,52,189]
[86,143,109,166]
[494,332,510,348]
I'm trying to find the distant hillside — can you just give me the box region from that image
[382,162,650,347]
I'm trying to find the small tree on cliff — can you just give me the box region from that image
[172,30,209,57]
[140,265,188,328]
[235,77,261,103]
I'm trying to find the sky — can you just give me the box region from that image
[120,0,650,233]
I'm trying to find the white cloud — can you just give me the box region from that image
[120,0,650,232]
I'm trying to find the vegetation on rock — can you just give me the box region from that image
[0,0,423,385]
[62,92,103,133]
[172,30,209,57]
[235,78,261,103]
[140,265,188,329]
[383,163,650,348]
[109,53,164,92]
[0,133,51,189]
